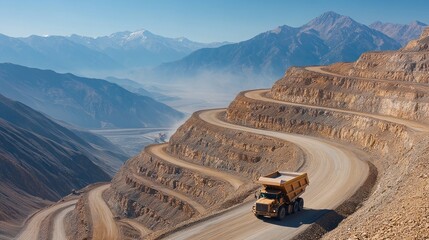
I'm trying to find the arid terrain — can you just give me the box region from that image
[11,27,429,240]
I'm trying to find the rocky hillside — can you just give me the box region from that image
[0,94,127,238]
[68,28,429,240]
[0,63,184,129]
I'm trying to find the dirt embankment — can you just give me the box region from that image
[167,113,305,180]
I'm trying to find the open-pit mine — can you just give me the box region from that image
[17,27,429,240]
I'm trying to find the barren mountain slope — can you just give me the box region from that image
[370,21,427,46]
[0,63,184,129]
[0,94,114,238]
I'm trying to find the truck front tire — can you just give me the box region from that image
[277,206,286,220]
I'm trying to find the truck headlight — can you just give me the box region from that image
[273,209,276,212]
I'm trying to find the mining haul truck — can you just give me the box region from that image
[252,171,309,220]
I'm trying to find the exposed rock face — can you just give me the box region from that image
[105,151,227,231]
[226,92,413,154]
[271,67,429,123]
[167,112,304,179]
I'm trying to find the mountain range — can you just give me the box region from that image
[370,20,427,46]
[0,93,128,230]
[68,30,228,68]
[156,12,403,81]
[0,63,184,129]
[0,30,228,74]
[0,12,425,87]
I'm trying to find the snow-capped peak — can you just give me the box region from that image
[271,27,282,34]
[127,30,148,41]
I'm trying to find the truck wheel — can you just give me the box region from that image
[255,214,263,219]
[277,206,286,220]
[293,201,299,213]
[286,204,293,215]
[297,198,304,211]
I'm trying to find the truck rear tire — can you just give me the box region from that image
[277,206,286,220]
[293,201,299,213]
[297,198,304,211]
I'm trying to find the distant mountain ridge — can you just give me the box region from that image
[157,11,402,81]
[370,20,428,46]
[0,63,184,129]
[68,30,229,68]
[0,30,229,74]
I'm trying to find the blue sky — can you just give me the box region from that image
[1,0,428,42]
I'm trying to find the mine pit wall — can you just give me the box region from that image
[104,151,232,231]
[102,111,306,232]
[271,67,429,123]
[226,92,429,239]
[347,51,429,83]
[166,112,305,180]
[227,93,414,156]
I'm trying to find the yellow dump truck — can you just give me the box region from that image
[252,171,309,220]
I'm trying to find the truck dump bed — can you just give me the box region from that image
[258,171,309,203]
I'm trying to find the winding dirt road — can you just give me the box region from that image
[119,218,152,238]
[306,66,429,89]
[52,204,75,240]
[148,144,245,190]
[163,109,369,240]
[88,184,120,240]
[16,199,77,240]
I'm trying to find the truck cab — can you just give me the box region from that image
[252,171,309,220]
